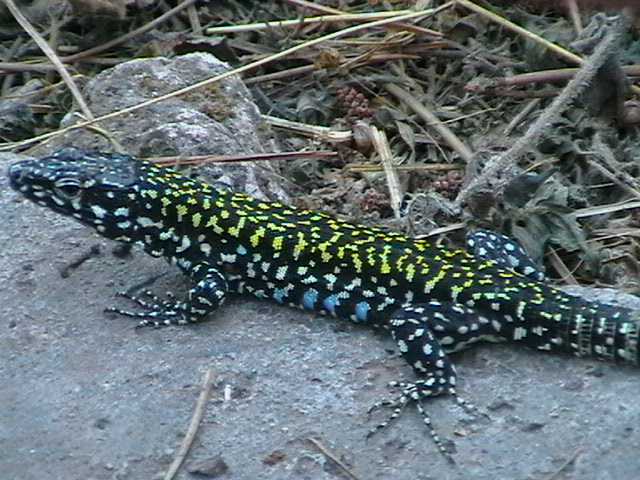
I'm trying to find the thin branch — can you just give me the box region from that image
[163,367,215,480]
[4,0,93,119]
[371,125,403,219]
[384,83,473,163]
[62,0,199,63]
[206,11,414,34]
[454,0,583,65]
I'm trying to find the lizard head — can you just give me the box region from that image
[9,148,141,242]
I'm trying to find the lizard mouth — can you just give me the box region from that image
[8,162,28,190]
[8,161,47,201]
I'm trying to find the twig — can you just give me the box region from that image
[4,0,93,119]
[590,133,640,198]
[419,221,466,237]
[281,0,345,14]
[206,11,414,34]
[163,367,215,480]
[186,2,202,34]
[349,162,464,172]
[586,159,640,201]
[370,126,403,219]
[307,437,362,480]
[564,0,583,34]
[548,248,579,285]
[470,65,640,92]
[244,53,420,85]
[62,0,199,63]
[542,448,581,480]
[454,0,583,65]
[264,115,353,144]
[151,150,338,166]
[503,99,540,135]
[279,0,442,35]
[0,61,59,73]
[384,83,473,163]
[573,200,640,219]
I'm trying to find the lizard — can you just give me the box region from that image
[8,148,640,457]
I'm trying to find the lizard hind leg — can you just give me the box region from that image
[367,379,462,461]
[368,303,483,458]
[466,228,546,281]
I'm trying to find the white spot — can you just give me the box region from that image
[301,275,318,284]
[200,243,212,256]
[91,204,107,218]
[275,266,288,280]
[532,326,546,336]
[137,217,163,228]
[175,236,191,253]
[513,327,527,340]
[220,253,237,263]
[324,273,337,284]
[617,348,633,360]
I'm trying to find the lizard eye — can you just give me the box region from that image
[54,179,82,199]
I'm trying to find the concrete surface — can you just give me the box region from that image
[2,157,640,480]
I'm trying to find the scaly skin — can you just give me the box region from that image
[9,148,640,456]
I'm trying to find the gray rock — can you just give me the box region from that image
[35,53,286,201]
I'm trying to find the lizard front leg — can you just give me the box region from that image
[106,262,228,327]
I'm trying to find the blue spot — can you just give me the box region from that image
[355,301,370,322]
[323,294,340,314]
[272,288,287,303]
[236,244,247,255]
[302,289,318,310]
